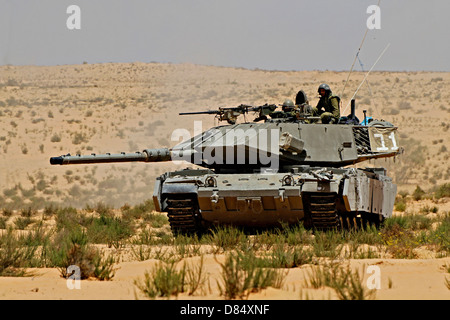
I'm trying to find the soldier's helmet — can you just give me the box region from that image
[318,83,331,95]
[295,90,308,105]
[281,99,295,112]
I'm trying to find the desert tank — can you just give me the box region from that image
[50,95,402,235]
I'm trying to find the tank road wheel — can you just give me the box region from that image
[165,195,203,236]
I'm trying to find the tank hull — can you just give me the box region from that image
[154,166,396,234]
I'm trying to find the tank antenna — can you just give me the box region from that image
[342,43,390,115]
[340,0,381,104]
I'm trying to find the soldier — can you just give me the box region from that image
[281,99,298,121]
[312,83,340,124]
[268,99,298,121]
[295,90,314,116]
[281,99,296,113]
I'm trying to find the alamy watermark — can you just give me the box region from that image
[367,5,381,30]
[66,265,81,290]
[366,265,381,290]
[170,120,280,172]
[66,5,81,30]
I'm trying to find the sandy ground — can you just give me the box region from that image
[0,254,448,300]
[0,63,449,301]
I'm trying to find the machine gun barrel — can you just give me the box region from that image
[179,110,219,115]
[50,148,171,165]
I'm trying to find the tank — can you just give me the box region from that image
[50,96,402,235]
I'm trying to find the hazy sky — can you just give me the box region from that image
[0,0,448,71]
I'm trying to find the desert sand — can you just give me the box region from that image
[0,63,449,301]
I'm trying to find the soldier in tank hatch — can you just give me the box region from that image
[312,83,340,124]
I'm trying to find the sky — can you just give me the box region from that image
[0,0,448,71]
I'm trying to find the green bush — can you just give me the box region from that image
[205,226,247,252]
[0,228,38,276]
[304,262,376,300]
[434,183,450,199]
[14,217,35,230]
[121,199,155,220]
[412,186,426,201]
[394,201,406,212]
[86,215,133,248]
[0,217,7,229]
[49,227,117,280]
[135,261,187,299]
[216,250,286,299]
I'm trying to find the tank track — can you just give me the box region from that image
[303,193,382,231]
[166,195,202,235]
[303,193,340,230]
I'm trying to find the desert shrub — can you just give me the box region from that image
[57,243,97,279]
[405,214,432,230]
[383,215,409,229]
[86,214,133,248]
[121,199,155,220]
[433,183,450,199]
[412,185,426,201]
[216,250,286,299]
[143,212,169,228]
[43,204,58,218]
[397,190,409,198]
[55,206,81,230]
[135,261,187,299]
[275,222,312,246]
[184,255,209,295]
[312,230,344,259]
[92,254,117,281]
[205,226,248,252]
[428,213,449,253]
[14,217,35,230]
[130,245,153,261]
[47,225,116,280]
[380,224,418,259]
[20,207,35,218]
[85,201,113,216]
[397,101,412,110]
[3,187,18,197]
[173,236,202,259]
[0,228,37,276]
[304,262,376,300]
[394,201,406,212]
[416,214,449,255]
[50,134,61,143]
[266,244,313,268]
[420,205,439,214]
[0,217,7,229]
[1,208,13,217]
[71,132,89,145]
[58,243,116,281]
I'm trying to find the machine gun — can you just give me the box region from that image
[179,104,277,124]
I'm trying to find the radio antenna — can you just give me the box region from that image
[340,0,382,102]
[342,43,390,115]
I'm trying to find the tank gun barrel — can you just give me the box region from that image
[50,148,171,165]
